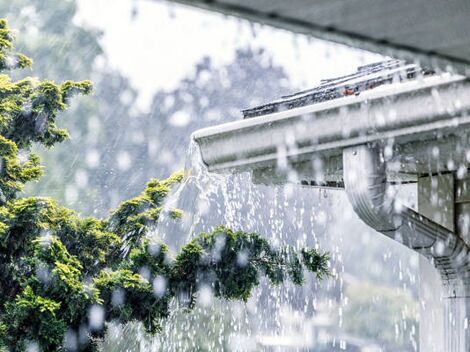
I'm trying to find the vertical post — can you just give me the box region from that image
[450,175,470,352]
[417,174,454,352]
[455,175,470,247]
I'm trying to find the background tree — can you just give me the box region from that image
[342,282,418,351]
[0,0,142,215]
[0,0,291,216]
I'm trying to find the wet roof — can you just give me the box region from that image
[242,60,434,118]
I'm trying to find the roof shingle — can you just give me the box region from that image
[242,60,434,118]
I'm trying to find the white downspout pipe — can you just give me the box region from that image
[343,144,470,352]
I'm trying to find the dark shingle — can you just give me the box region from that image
[242,60,434,118]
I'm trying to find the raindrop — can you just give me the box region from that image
[63,329,78,351]
[169,110,191,127]
[197,285,214,307]
[88,305,105,331]
[116,151,132,171]
[153,276,168,298]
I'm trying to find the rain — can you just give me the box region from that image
[1,0,469,351]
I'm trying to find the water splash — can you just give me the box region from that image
[152,138,224,250]
[109,137,420,351]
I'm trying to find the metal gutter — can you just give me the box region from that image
[193,74,469,174]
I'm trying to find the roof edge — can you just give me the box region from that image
[169,0,470,76]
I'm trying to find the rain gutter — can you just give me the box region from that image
[192,74,470,351]
[193,75,469,174]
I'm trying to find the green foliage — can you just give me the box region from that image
[0,17,330,352]
[6,286,67,351]
[0,19,32,71]
[0,180,329,351]
[0,19,92,204]
[301,248,332,280]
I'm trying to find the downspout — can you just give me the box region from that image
[343,144,470,352]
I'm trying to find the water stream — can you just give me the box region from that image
[144,139,345,351]
[102,138,420,351]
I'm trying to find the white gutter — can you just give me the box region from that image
[193,75,468,173]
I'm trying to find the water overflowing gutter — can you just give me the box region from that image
[192,71,470,351]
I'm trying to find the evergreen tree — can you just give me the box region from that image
[0,0,141,215]
[0,19,329,351]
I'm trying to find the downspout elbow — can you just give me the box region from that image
[342,145,470,351]
[342,144,459,258]
[343,145,403,234]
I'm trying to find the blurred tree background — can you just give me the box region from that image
[0,0,419,350]
[1,0,290,217]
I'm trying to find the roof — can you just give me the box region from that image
[169,0,470,75]
[242,60,433,118]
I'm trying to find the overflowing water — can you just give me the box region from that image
[98,137,420,351]
[155,139,336,351]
